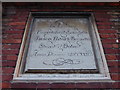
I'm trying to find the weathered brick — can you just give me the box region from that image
[2,67,14,74]
[107,12,120,15]
[94,11,107,14]
[11,25,25,29]
[100,34,117,38]
[2,75,13,81]
[2,82,11,88]
[2,44,20,49]
[97,22,114,25]
[112,44,119,48]
[108,3,120,6]
[3,50,19,55]
[9,15,28,19]
[3,30,24,34]
[102,44,113,48]
[76,83,102,88]
[109,67,119,73]
[111,74,119,80]
[98,30,117,34]
[2,61,16,67]
[101,39,116,43]
[2,18,13,22]
[110,18,120,22]
[50,83,67,88]
[101,83,113,88]
[98,26,112,29]
[3,34,23,39]
[105,55,118,60]
[107,61,119,66]
[112,82,120,88]
[50,83,76,88]
[95,18,109,22]
[95,14,111,18]
[104,49,119,54]
[7,22,26,26]
[2,55,17,60]
[3,39,22,44]
[37,83,50,88]
[11,83,37,88]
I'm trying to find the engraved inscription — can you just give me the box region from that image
[25,18,97,71]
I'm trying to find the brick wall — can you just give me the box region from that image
[2,2,120,89]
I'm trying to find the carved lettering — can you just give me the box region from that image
[25,18,97,70]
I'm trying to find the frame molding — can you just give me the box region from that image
[13,12,112,83]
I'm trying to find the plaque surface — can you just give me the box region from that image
[25,18,97,72]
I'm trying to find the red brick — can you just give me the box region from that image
[112,82,120,88]
[12,17,28,22]
[2,67,14,74]
[104,49,119,54]
[101,83,113,88]
[98,26,112,29]
[0,62,2,68]
[2,55,17,60]
[3,39,22,44]
[2,75,13,81]
[108,3,120,6]
[2,18,13,22]
[65,83,76,88]
[3,30,24,34]
[111,74,119,80]
[2,82,11,88]
[76,83,102,88]
[3,18,27,23]
[109,67,119,73]
[11,25,25,29]
[50,83,75,88]
[100,34,117,38]
[50,83,67,88]
[118,61,120,66]
[2,44,20,49]
[76,83,87,88]
[97,22,114,25]
[11,83,37,88]
[10,14,28,19]
[3,34,23,39]
[3,50,19,55]
[37,83,50,88]
[105,55,118,60]
[112,44,119,48]
[111,13,120,16]
[94,11,107,14]
[95,18,109,22]
[88,83,104,88]
[102,44,113,48]
[107,61,118,66]
[2,61,16,67]
[16,10,29,14]
[101,39,116,43]
[8,22,26,26]
[95,14,111,18]
[98,30,117,34]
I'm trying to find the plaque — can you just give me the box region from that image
[25,18,98,73]
[13,13,111,82]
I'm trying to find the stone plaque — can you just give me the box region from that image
[25,18,98,73]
